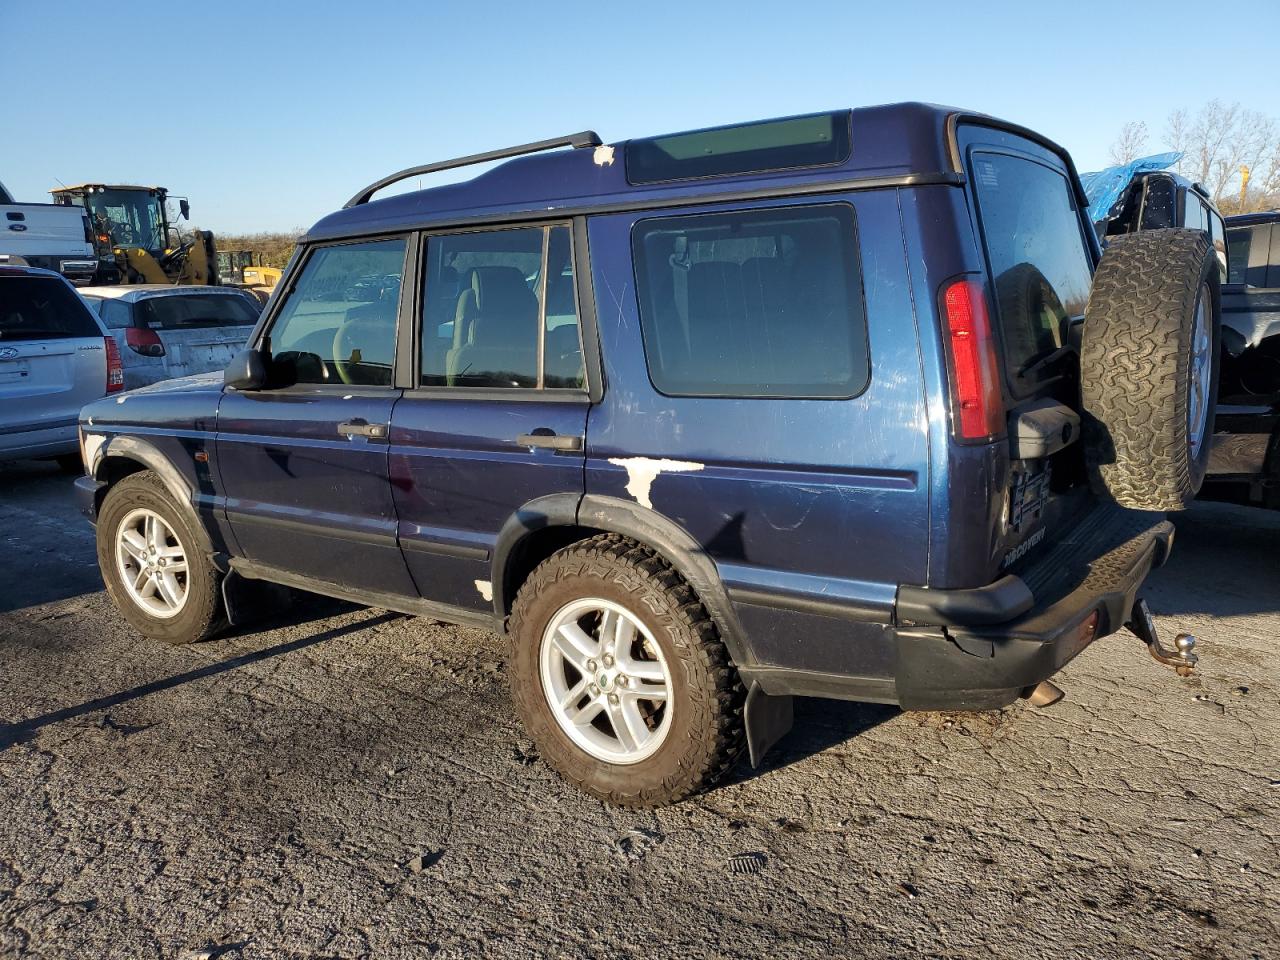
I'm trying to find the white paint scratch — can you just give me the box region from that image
[593,144,615,167]
[607,457,704,509]
[82,433,106,472]
[474,579,493,602]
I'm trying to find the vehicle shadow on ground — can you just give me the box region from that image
[0,608,399,751]
[1146,501,1280,617]
[722,697,899,786]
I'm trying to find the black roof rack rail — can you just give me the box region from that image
[344,130,603,208]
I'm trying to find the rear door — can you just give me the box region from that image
[215,237,418,597]
[0,274,106,440]
[389,221,593,613]
[959,126,1097,571]
[135,290,262,379]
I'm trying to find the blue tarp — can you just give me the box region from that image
[1079,152,1182,224]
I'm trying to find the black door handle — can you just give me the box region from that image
[338,419,388,439]
[517,432,583,452]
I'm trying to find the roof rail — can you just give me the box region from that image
[344,130,603,208]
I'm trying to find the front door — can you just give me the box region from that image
[389,222,593,612]
[215,236,418,598]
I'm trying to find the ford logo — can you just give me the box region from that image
[0,347,19,360]
[8,224,27,232]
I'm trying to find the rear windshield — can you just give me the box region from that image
[970,151,1093,396]
[0,276,101,341]
[135,293,259,330]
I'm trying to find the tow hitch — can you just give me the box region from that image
[1126,598,1198,676]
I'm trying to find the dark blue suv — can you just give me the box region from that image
[77,104,1219,806]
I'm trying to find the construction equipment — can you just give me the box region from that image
[50,184,218,286]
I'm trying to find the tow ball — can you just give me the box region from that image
[1126,598,1198,676]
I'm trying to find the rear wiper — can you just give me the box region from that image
[1017,343,1077,380]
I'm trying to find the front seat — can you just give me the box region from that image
[446,266,539,386]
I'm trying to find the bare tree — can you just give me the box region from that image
[1161,101,1280,213]
[1108,121,1149,165]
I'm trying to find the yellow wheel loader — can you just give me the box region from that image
[50,184,219,285]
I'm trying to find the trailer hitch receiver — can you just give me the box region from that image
[1126,598,1197,676]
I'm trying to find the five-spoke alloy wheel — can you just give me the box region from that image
[540,598,673,764]
[115,507,190,618]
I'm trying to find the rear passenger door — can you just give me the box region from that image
[389,221,596,613]
[215,237,419,598]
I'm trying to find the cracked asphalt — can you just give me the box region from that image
[1,459,1278,959]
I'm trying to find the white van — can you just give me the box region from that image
[0,179,99,283]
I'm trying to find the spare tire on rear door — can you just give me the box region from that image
[1081,228,1221,511]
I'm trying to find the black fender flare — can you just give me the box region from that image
[491,492,756,671]
[93,435,218,557]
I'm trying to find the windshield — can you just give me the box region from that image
[136,294,260,330]
[86,190,166,252]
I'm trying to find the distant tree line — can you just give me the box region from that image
[1108,101,1280,214]
[213,230,305,269]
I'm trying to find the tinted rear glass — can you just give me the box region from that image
[970,152,1093,395]
[627,112,851,185]
[0,276,101,341]
[135,293,259,330]
[1226,227,1252,284]
[632,203,868,398]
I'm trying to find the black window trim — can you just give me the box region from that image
[627,197,871,401]
[401,216,602,403]
[250,232,412,395]
[964,143,1094,400]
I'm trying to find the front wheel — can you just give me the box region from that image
[508,535,746,807]
[96,471,224,644]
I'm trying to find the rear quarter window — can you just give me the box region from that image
[969,151,1093,396]
[631,203,868,398]
[0,277,101,341]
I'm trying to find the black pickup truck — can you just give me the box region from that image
[1217,212,1280,507]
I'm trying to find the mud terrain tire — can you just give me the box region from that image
[1081,229,1221,510]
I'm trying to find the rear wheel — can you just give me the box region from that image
[508,535,746,807]
[1081,229,1221,510]
[96,471,224,644]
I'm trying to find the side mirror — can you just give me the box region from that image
[225,348,267,390]
[179,199,191,220]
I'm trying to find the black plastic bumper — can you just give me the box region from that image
[74,475,105,523]
[894,506,1174,710]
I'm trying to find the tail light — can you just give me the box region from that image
[104,336,124,392]
[941,278,1004,441]
[125,326,165,357]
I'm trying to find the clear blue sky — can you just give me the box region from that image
[3,0,1276,233]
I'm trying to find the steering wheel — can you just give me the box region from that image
[332,324,361,385]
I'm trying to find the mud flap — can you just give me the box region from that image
[220,569,295,628]
[744,681,794,768]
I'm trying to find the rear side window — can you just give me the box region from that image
[267,238,406,386]
[419,224,584,390]
[632,204,867,398]
[0,277,101,341]
[136,294,259,330]
[970,152,1093,395]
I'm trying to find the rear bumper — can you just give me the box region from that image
[894,506,1173,710]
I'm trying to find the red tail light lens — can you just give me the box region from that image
[942,278,1004,441]
[125,326,165,357]
[104,336,124,392]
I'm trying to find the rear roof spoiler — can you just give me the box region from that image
[344,130,603,208]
